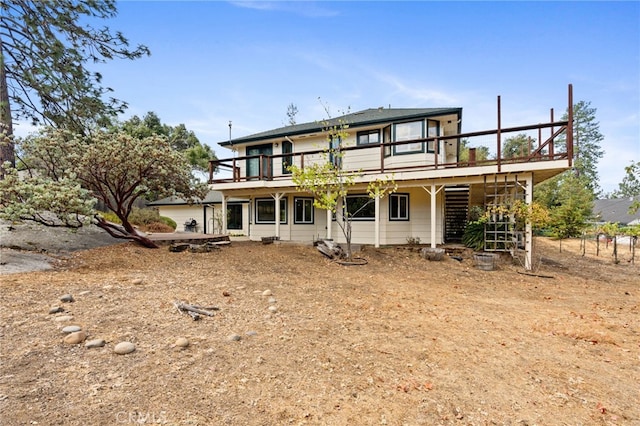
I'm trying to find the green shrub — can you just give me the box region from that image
[128,207,160,226]
[98,211,122,224]
[159,216,177,230]
[462,220,485,251]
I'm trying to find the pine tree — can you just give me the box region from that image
[0,0,149,167]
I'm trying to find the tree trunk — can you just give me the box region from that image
[0,39,15,170]
[94,216,158,248]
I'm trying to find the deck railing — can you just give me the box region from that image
[209,85,574,184]
[209,120,571,184]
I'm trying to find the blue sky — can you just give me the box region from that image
[17,1,639,193]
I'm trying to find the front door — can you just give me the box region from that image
[246,144,273,180]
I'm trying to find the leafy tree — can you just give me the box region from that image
[120,112,216,174]
[0,127,208,248]
[458,138,489,163]
[0,0,150,167]
[288,114,396,261]
[547,173,594,241]
[502,133,534,159]
[612,160,640,201]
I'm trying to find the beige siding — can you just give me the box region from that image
[157,206,204,232]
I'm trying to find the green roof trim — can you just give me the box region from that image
[219,107,462,147]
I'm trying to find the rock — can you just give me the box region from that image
[61,325,82,334]
[227,334,242,342]
[78,290,91,296]
[268,297,277,304]
[49,306,64,314]
[114,342,136,355]
[60,294,75,303]
[268,305,278,313]
[53,315,74,322]
[132,278,143,285]
[63,330,87,344]
[245,331,258,337]
[262,289,272,296]
[85,339,106,349]
[175,337,190,348]
[222,291,231,297]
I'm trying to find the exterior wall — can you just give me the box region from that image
[237,132,448,180]
[157,204,249,235]
[157,205,205,233]
[246,194,328,242]
[206,204,250,235]
[379,187,444,245]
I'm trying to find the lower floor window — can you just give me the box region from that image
[389,193,409,220]
[294,198,314,224]
[255,198,287,224]
[345,195,375,220]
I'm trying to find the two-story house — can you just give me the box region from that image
[208,85,575,270]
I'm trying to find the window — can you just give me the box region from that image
[294,198,314,224]
[383,125,392,157]
[426,120,439,153]
[357,130,380,146]
[329,135,342,167]
[345,195,375,220]
[393,120,424,154]
[389,194,409,221]
[255,198,287,224]
[282,140,293,174]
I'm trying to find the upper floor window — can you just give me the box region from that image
[357,130,380,146]
[426,120,440,153]
[282,140,293,174]
[393,121,424,154]
[329,135,342,168]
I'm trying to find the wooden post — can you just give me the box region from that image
[497,95,502,172]
[567,84,574,167]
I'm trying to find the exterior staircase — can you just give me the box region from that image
[444,186,470,243]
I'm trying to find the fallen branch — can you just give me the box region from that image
[174,301,219,320]
[517,271,555,279]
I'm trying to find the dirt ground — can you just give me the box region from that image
[0,230,638,425]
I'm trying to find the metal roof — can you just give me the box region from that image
[218,107,462,147]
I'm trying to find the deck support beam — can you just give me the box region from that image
[374,193,381,248]
[221,195,228,234]
[272,192,283,239]
[422,184,444,248]
[524,173,533,271]
[326,190,333,240]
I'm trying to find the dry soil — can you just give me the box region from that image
[0,231,638,425]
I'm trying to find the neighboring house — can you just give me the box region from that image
[592,197,640,226]
[147,191,249,235]
[208,85,576,269]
